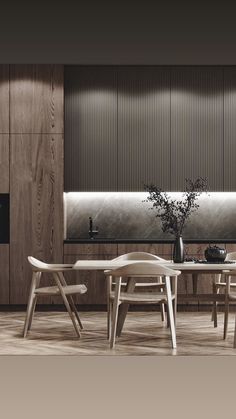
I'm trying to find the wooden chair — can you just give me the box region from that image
[212,252,236,339]
[105,262,181,349]
[107,252,169,339]
[23,256,87,338]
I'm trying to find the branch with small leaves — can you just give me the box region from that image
[144,178,208,237]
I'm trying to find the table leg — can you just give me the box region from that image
[116,277,136,337]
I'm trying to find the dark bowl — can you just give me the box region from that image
[204,246,227,262]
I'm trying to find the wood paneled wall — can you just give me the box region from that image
[0,64,65,305]
[0,66,10,303]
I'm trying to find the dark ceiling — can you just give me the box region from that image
[1,2,236,64]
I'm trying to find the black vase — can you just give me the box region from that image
[173,235,185,263]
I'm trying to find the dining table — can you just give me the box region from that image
[73,259,236,336]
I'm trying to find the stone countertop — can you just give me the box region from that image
[64,238,236,244]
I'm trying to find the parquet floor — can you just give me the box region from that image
[0,311,236,355]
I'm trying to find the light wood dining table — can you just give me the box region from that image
[73,259,236,335]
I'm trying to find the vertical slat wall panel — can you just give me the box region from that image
[224,68,236,191]
[170,67,224,191]
[10,134,64,304]
[117,67,171,191]
[10,65,64,134]
[0,65,9,133]
[64,66,117,191]
[0,135,9,192]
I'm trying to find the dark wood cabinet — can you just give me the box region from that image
[0,65,9,134]
[10,65,64,134]
[0,135,9,193]
[224,68,236,191]
[63,244,118,304]
[0,245,9,304]
[9,65,64,304]
[64,66,117,191]
[10,134,64,304]
[170,67,224,191]
[117,67,171,191]
[65,66,236,192]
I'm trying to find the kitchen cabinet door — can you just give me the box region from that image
[117,67,171,191]
[10,65,63,134]
[64,66,117,191]
[10,134,64,304]
[224,68,236,191]
[170,67,224,191]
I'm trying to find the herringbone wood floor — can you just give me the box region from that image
[0,311,236,355]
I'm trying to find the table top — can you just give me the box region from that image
[73,260,236,272]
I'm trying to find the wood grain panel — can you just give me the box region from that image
[0,135,9,192]
[64,243,118,256]
[171,67,224,191]
[117,67,171,191]
[10,134,64,304]
[224,68,236,190]
[117,243,172,257]
[0,244,9,303]
[64,253,115,305]
[64,66,117,191]
[10,65,63,134]
[0,65,9,133]
[184,243,220,304]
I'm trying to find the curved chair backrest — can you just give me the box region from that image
[113,252,166,262]
[106,262,181,278]
[226,252,236,261]
[28,256,51,271]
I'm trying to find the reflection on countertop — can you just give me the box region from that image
[64,238,236,244]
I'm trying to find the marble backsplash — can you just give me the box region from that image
[64,192,236,240]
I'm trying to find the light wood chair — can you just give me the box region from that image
[212,252,236,339]
[23,256,87,338]
[106,262,181,349]
[107,252,170,339]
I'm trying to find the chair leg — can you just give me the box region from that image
[223,275,231,340]
[68,296,83,330]
[57,273,84,330]
[107,275,112,340]
[23,272,39,338]
[110,277,122,349]
[165,276,176,349]
[53,273,81,338]
[212,284,219,328]
[172,275,178,324]
[223,299,229,340]
[159,277,166,322]
[211,274,220,326]
[28,295,37,331]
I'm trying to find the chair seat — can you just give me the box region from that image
[110,291,174,304]
[34,284,87,296]
[112,282,164,288]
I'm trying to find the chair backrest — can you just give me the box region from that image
[113,252,166,262]
[106,261,181,278]
[226,252,236,261]
[28,256,51,271]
